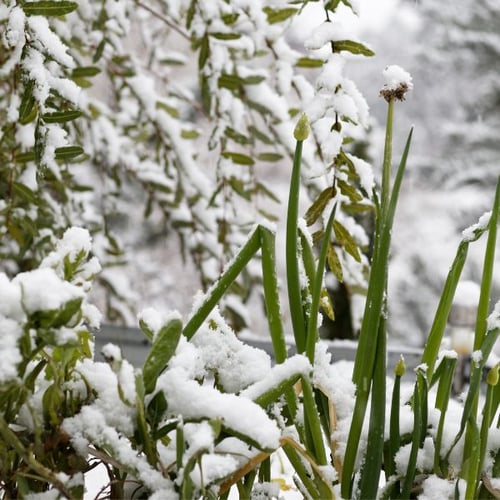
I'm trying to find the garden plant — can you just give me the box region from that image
[1,1,500,499]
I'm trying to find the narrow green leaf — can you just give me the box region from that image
[92,38,106,63]
[295,57,324,68]
[333,219,361,262]
[71,66,101,78]
[257,152,283,162]
[263,7,298,24]
[333,40,375,57]
[12,182,37,204]
[54,146,84,160]
[304,187,334,226]
[71,77,93,88]
[248,125,273,144]
[23,1,78,16]
[337,178,363,203]
[327,243,343,283]
[183,227,261,339]
[221,151,255,165]
[42,110,82,123]
[143,318,183,394]
[19,80,37,124]
[211,32,241,40]
[14,151,35,163]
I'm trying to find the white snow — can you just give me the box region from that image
[461,210,491,241]
[382,65,413,91]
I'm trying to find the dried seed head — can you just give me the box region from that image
[380,65,413,102]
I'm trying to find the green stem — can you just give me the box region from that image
[381,99,394,218]
[305,202,337,363]
[286,139,307,353]
[183,227,261,339]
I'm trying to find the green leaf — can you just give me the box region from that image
[263,7,298,24]
[54,146,84,160]
[332,40,375,57]
[295,57,324,68]
[211,32,241,40]
[228,177,251,200]
[156,101,180,118]
[147,391,168,429]
[42,110,82,123]
[248,125,273,145]
[23,1,78,16]
[337,179,363,203]
[327,243,343,283]
[242,75,266,85]
[333,220,361,262]
[198,35,210,68]
[257,152,283,162]
[143,318,182,394]
[180,129,200,139]
[225,127,251,145]
[218,73,243,90]
[71,77,93,88]
[71,66,101,78]
[92,39,106,63]
[305,187,334,226]
[19,80,37,124]
[221,151,255,166]
[12,182,37,204]
[320,287,335,321]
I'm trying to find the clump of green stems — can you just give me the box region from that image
[178,96,499,497]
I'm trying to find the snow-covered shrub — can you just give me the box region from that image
[0,0,374,327]
[1,1,500,499]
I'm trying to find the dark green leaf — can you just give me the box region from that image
[328,242,343,285]
[242,75,266,85]
[198,35,210,69]
[147,391,168,429]
[221,13,239,25]
[42,110,82,123]
[92,39,106,63]
[12,182,37,204]
[218,73,243,90]
[14,151,36,163]
[333,40,375,57]
[221,151,255,165]
[143,318,182,394]
[55,146,84,160]
[23,1,78,16]
[156,101,180,118]
[19,80,37,124]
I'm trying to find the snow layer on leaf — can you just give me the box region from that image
[191,307,271,393]
[462,210,491,241]
[305,21,353,50]
[27,16,74,68]
[240,354,311,401]
[157,368,280,450]
[14,268,84,313]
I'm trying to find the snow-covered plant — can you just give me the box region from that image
[0,0,375,327]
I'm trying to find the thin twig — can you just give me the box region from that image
[135,1,190,41]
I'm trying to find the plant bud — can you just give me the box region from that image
[487,363,499,386]
[294,113,310,141]
[394,355,406,377]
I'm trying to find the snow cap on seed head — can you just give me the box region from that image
[380,65,413,102]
